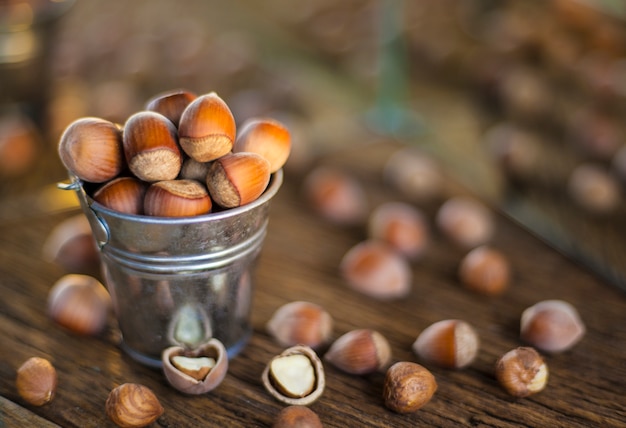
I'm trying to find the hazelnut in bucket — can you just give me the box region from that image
[57,90,288,367]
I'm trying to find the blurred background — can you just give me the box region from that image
[2,0,626,290]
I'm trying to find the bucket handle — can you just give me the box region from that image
[57,179,110,249]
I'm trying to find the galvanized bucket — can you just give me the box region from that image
[60,170,283,367]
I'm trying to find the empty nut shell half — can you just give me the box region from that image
[262,345,325,406]
[162,338,229,395]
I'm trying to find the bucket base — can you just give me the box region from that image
[120,329,253,368]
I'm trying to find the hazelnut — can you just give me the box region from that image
[458,246,511,296]
[340,240,412,300]
[412,319,480,369]
[520,300,586,353]
[0,112,39,177]
[178,92,236,162]
[273,406,323,428]
[205,152,270,208]
[105,383,164,428]
[383,147,443,203]
[58,117,124,183]
[302,166,368,226]
[436,196,494,249]
[123,111,182,182]
[324,329,392,375]
[383,361,437,414]
[162,338,229,395]
[47,274,111,336]
[143,179,212,217]
[262,345,325,406]
[145,88,197,127]
[232,117,291,173]
[495,347,548,398]
[93,176,149,215]
[178,157,211,182]
[16,357,57,406]
[266,301,333,350]
[367,201,430,260]
[567,163,621,215]
[42,214,100,274]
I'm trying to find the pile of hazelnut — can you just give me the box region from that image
[57,89,290,216]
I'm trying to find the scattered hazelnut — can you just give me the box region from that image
[458,246,511,296]
[520,300,586,353]
[105,383,164,428]
[436,196,494,249]
[47,274,111,336]
[162,338,229,395]
[266,301,334,350]
[42,214,100,274]
[58,117,125,183]
[567,163,621,215]
[383,361,437,414]
[143,179,212,217]
[93,176,149,215]
[205,152,270,208]
[412,319,480,369]
[495,347,548,398]
[324,329,392,375]
[383,148,443,203]
[367,201,430,260]
[340,240,412,300]
[0,112,39,177]
[145,88,197,127]
[178,92,236,162]
[123,111,182,182]
[302,166,368,226]
[273,405,323,428]
[262,345,325,406]
[16,357,57,406]
[232,117,292,173]
[484,122,540,180]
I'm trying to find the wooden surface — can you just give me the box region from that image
[1,140,626,427]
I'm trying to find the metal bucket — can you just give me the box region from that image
[61,170,283,367]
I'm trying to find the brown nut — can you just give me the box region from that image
[367,201,430,260]
[143,179,212,217]
[123,111,182,182]
[495,347,548,398]
[520,300,585,353]
[567,163,621,215]
[205,152,270,208]
[340,240,412,300]
[458,246,511,296]
[383,147,443,203]
[383,361,437,414]
[178,92,236,162]
[0,112,39,177]
[273,405,323,428]
[42,214,100,274]
[412,319,480,369]
[47,274,111,336]
[266,301,333,350]
[233,117,291,173]
[145,89,197,127]
[262,345,325,406]
[178,157,211,182]
[436,196,494,249]
[93,176,149,215]
[58,117,124,183]
[16,357,57,406]
[324,329,392,375]
[162,338,229,395]
[105,383,164,428]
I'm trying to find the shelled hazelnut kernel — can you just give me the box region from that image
[266,301,333,350]
[383,147,443,202]
[105,383,164,428]
[383,361,437,414]
[16,357,57,406]
[302,166,368,226]
[495,347,548,398]
[143,179,212,217]
[273,405,323,428]
[458,246,511,296]
[47,274,111,336]
[520,300,585,353]
[340,240,412,300]
[58,117,124,183]
[367,201,430,260]
[412,319,480,369]
[262,345,325,406]
[93,176,149,215]
[436,196,494,249]
[145,89,197,127]
[233,117,292,173]
[324,329,392,375]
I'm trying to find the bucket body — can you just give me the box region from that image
[64,171,282,367]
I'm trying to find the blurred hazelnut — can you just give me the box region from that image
[567,163,621,214]
[266,301,333,349]
[436,196,494,249]
[273,405,323,428]
[458,246,511,296]
[16,357,57,406]
[520,300,585,353]
[383,148,443,203]
[42,214,100,274]
[0,113,39,177]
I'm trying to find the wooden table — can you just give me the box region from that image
[1,139,625,427]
